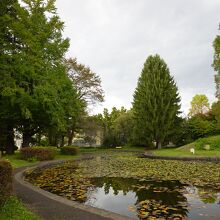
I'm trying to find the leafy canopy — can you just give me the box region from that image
[188,94,210,117]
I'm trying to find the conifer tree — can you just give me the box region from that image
[132,55,181,148]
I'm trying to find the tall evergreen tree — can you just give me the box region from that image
[132,55,181,148]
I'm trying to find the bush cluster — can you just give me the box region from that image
[0,160,13,207]
[60,146,79,155]
[20,147,55,161]
[195,136,220,150]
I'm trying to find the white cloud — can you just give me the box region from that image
[56,0,220,115]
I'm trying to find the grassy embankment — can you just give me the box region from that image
[154,135,220,157]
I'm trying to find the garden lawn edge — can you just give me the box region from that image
[14,160,132,220]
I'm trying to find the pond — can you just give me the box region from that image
[85,177,220,220]
[25,154,220,220]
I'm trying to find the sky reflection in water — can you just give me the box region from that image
[84,177,220,220]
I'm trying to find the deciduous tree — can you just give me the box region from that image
[65,58,104,145]
[188,94,209,117]
[213,24,220,99]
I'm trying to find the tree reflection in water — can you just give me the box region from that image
[88,177,189,219]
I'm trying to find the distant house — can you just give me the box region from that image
[72,129,103,147]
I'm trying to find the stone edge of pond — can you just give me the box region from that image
[139,154,220,162]
[14,159,133,220]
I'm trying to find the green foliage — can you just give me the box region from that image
[60,146,79,155]
[132,54,181,148]
[0,0,80,150]
[97,107,131,147]
[0,196,40,220]
[211,101,220,131]
[2,152,38,168]
[20,147,55,161]
[64,58,104,146]
[188,94,210,116]
[194,135,220,150]
[166,116,192,147]
[66,58,104,105]
[213,24,220,98]
[188,114,219,140]
[113,110,134,146]
[80,115,103,146]
[0,160,13,207]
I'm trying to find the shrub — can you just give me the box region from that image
[20,147,55,161]
[0,160,13,207]
[60,146,79,155]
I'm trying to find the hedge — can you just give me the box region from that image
[0,160,13,207]
[20,147,55,161]
[60,146,79,155]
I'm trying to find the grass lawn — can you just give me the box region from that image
[2,151,80,168]
[79,145,145,153]
[0,196,41,220]
[153,135,220,157]
[3,153,39,168]
[153,147,220,157]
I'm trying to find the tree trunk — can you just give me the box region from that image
[6,125,15,154]
[37,132,42,145]
[22,131,32,148]
[61,135,65,147]
[156,141,162,149]
[68,129,74,146]
[54,135,58,147]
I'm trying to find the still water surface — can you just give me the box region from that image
[84,177,220,220]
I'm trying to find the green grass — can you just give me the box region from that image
[2,151,80,168]
[3,153,38,168]
[153,135,220,157]
[153,148,220,157]
[0,196,40,220]
[79,145,145,153]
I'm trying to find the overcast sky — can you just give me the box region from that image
[56,0,220,115]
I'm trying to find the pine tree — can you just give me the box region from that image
[132,55,181,148]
